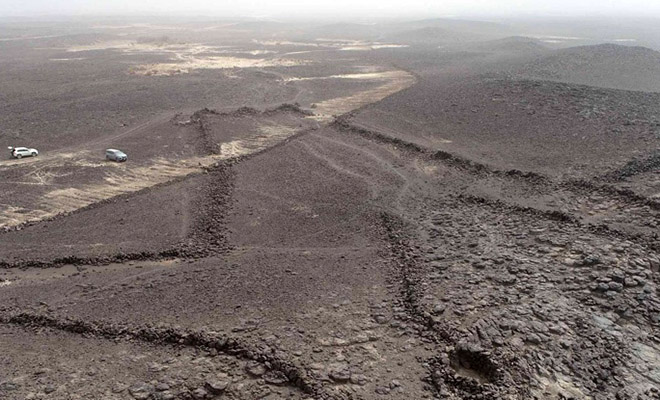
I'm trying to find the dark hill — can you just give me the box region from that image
[462,36,549,54]
[518,43,660,92]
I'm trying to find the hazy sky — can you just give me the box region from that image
[2,0,660,18]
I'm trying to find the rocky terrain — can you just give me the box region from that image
[0,17,659,400]
[516,44,660,92]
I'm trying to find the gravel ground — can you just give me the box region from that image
[1,21,659,400]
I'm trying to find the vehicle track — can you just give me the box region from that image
[332,114,660,239]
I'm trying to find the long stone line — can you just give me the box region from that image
[0,311,334,399]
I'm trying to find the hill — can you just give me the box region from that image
[386,26,490,45]
[518,43,660,92]
[385,18,512,45]
[461,36,549,54]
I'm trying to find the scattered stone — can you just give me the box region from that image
[624,278,639,287]
[112,383,128,393]
[596,282,610,292]
[206,380,229,394]
[128,383,154,400]
[328,366,351,382]
[191,387,209,399]
[433,304,446,314]
[0,382,19,391]
[375,386,391,395]
[245,361,266,377]
[526,334,542,345]
[373,314,388,324]
[264,372,289,385]
[350,374,368,386]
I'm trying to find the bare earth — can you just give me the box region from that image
[0,18,659,400]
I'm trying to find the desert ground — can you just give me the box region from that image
[0,17,659,400]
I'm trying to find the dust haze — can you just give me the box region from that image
[0,2,659,400]
[4,0,660,18]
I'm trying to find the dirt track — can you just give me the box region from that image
[1,20,659,400]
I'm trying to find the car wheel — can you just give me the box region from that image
[16,154,22,159]
[31,152,37,157]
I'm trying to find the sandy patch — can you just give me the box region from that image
[50,58,86,61]
[254,40,322,47]
[0,35,69,42]
[67,40,229,54]
[194,49,278,56]
[91,25,138,30]
[528,35,584,41]
[315,38,362,43]
[372,44,409,49]
[0,124,304,228]
[340,44,409,51]
[130,56,308,76]
[281,50,323,56]
[0,205,50,228]
[219,125,297,159]
[0,157,41,167]
[310,70,416,120]
[65,40,304,76]
[39,158,201,216]
[285,71,404,82]
[0,151,97,169]
[239,50,277,56]
[255,39,406,52]
[0,66,415,227]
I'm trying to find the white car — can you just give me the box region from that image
[105,149,127,162]
[8,146,39,159]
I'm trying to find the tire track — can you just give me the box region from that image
[331,114,660,241]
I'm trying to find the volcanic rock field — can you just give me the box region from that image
[0,17,659,400]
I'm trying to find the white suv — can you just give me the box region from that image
[8,146,39,159]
